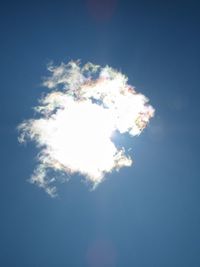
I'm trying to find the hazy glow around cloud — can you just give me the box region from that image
[18,61,155,196]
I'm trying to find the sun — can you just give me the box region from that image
[32,97,131,185]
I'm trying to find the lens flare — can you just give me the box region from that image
[18,61,155,196]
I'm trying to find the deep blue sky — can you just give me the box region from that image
[0,0,200,266]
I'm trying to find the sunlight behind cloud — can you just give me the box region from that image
[18,61,155,196]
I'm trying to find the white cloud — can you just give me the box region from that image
[18,61,155,196]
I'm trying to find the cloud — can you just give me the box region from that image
[18,61,155,196]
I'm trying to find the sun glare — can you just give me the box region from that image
[18,61,154,196]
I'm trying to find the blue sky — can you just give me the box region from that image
[0,0,200,266]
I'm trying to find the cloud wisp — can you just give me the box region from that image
[18,61,155,196]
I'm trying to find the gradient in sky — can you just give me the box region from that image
[0,0,200,266]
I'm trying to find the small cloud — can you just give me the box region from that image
[18,61,155,196]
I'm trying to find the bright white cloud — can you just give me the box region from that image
[18,61,155,196]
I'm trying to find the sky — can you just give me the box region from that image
[0,0,200,266]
